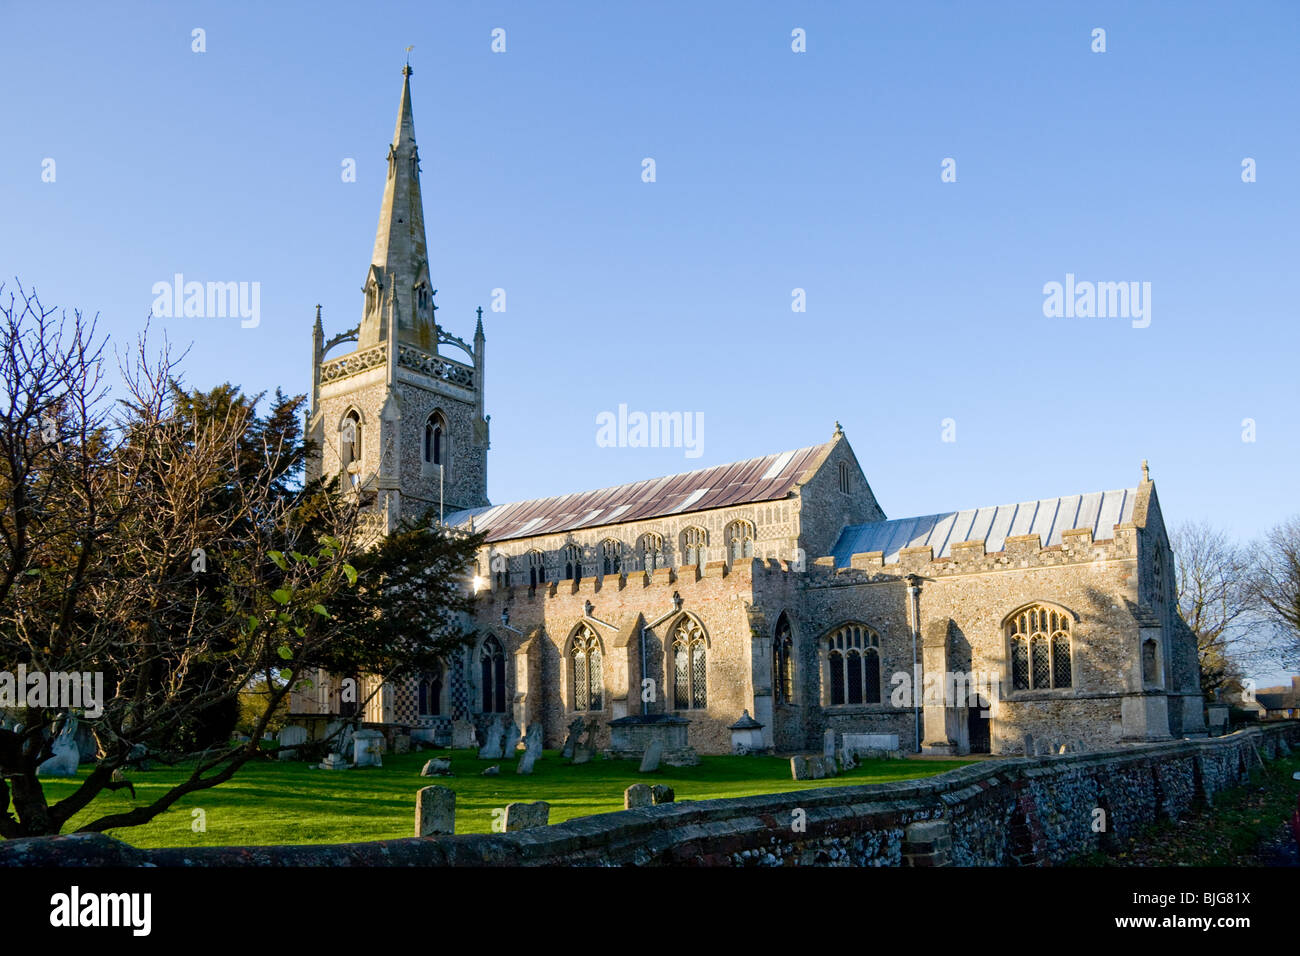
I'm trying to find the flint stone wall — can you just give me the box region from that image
[4,724,1294,868]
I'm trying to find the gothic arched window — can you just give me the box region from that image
[340,409,362,488]
[1006,605,1072,691]
[724,519,755,562]
[598,539,621,576]
[570,623,603,712]
[564,544,583,582]
[417,663,444,717]
[824,624,881,706]
[680,527,707,568]
[423,411,448,474]
[636,532,665,571]
[480,635,507,713]
[670,616,708,709]
[838,460,851,494]
[527,550,546,588]
[773,613,794,705]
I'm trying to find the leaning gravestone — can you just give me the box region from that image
[504,801,550,831]
[36,718,80,778]
[639,739,663,773]
[421,757,452,777]
[415,786,455,836]
[516,723,544,774]
[451,719,478,750]
[624,783,653,809]
[478,715,505,760]
[561,717,585,758]
[790,755,811,781]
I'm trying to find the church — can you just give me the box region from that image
[291,68,1207,756]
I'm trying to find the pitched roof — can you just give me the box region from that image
[831,488,1137,566]
[445,441,833,544]
[1255,692,1298,711]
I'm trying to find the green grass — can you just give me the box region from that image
[32,750,975,848]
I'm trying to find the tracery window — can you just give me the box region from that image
[670,616,708,709]
[724,520,755,562]
[417,662,444,717]
[480,635,507,713]
[527,550,546,588]
[564,544,583,582]
[424,411,448,472]
[601,539,622,575]
[825,624,881,706]
[570,623,604,712]
[680,527,707,568]
[1007,605,1072,691]
[773,613,794,705]
[636,532,665,571]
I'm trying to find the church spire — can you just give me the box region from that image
[359,64,434,352]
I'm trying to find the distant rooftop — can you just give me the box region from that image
[445,441,833,544]
[831,488,1138,566]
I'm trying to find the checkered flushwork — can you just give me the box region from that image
[392,677,418,725]
[451,660,470,719]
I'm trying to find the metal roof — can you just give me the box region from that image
[830,488,1137,566]
[445,441,833,544]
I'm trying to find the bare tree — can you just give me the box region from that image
[1169,521,1255,699]
[1256,516,1300,671]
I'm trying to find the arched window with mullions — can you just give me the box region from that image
[670,615,708,709]
[527,550,546,588]
[680,527,707,568]
[636,532,665,571]
[423,410,449,476]
[417,662,444,717]
[480,635,507,713]
[1006,605,1073,691]
[824,623,881,706]
[564,544,583,582]
[724,519,755,562]
[601,539,622,576]
[773,613,794,705]
[570,623,604,712]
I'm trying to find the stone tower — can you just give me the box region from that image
[307,66,490,528]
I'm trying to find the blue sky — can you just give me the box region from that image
[2,4,1296,591]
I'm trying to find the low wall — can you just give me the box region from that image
[4,723,1297,867]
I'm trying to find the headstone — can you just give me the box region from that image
[571,747,592,765]
[639,739,663,773]
[651,784,675,805]
[478,715,504,760]
[502,720,521,757]
[810,756,826,779]
[790,755,811,780]
[822,754,838,777]
[352,729,384,768]
[823,729,836,760]
[504,801,550,830]
[451,719,478,750]
[277,724,306,760]
[127,743,151,771]
[842,732,899,753]
[319,753,348,770]
[517,723,543,774]
[624,783,653,809]
[37,719,80,778]
[415,785,455,836]
[561,717,585,758]
[838,747,858,770]
[421,757,452,776]
[481,764,500,776]
[517,748,538,775]
[394,734,412,755]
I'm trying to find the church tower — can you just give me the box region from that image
[307,65,490,528]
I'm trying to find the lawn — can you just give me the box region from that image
[33,750,976,848]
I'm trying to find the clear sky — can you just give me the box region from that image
[2,5,1296,561]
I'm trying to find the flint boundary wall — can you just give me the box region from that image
[3,723,1296,867]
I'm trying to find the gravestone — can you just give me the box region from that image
[822,754,838,777]
[481,765,500,776]
[415,786,455,836]
[504,801,550,831]
[624,783,653,809]
[517,723,543,775]
[478,715,504,760]
[790,755,811,780]
[319,753,348,770]
[353,729,384,768]
[823,729,836,760]
[278,725,308,760]
[561,717,585,758]
[571,747,592,765]
[810,756,826,779]
[394,734,412,755]
[502,720,521,757]
[838,747,858,770]
[451,719,478,750]
[421,757,452,776]
[36,719,80,778]
[651,784,675,805]
[639,739,663,773]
